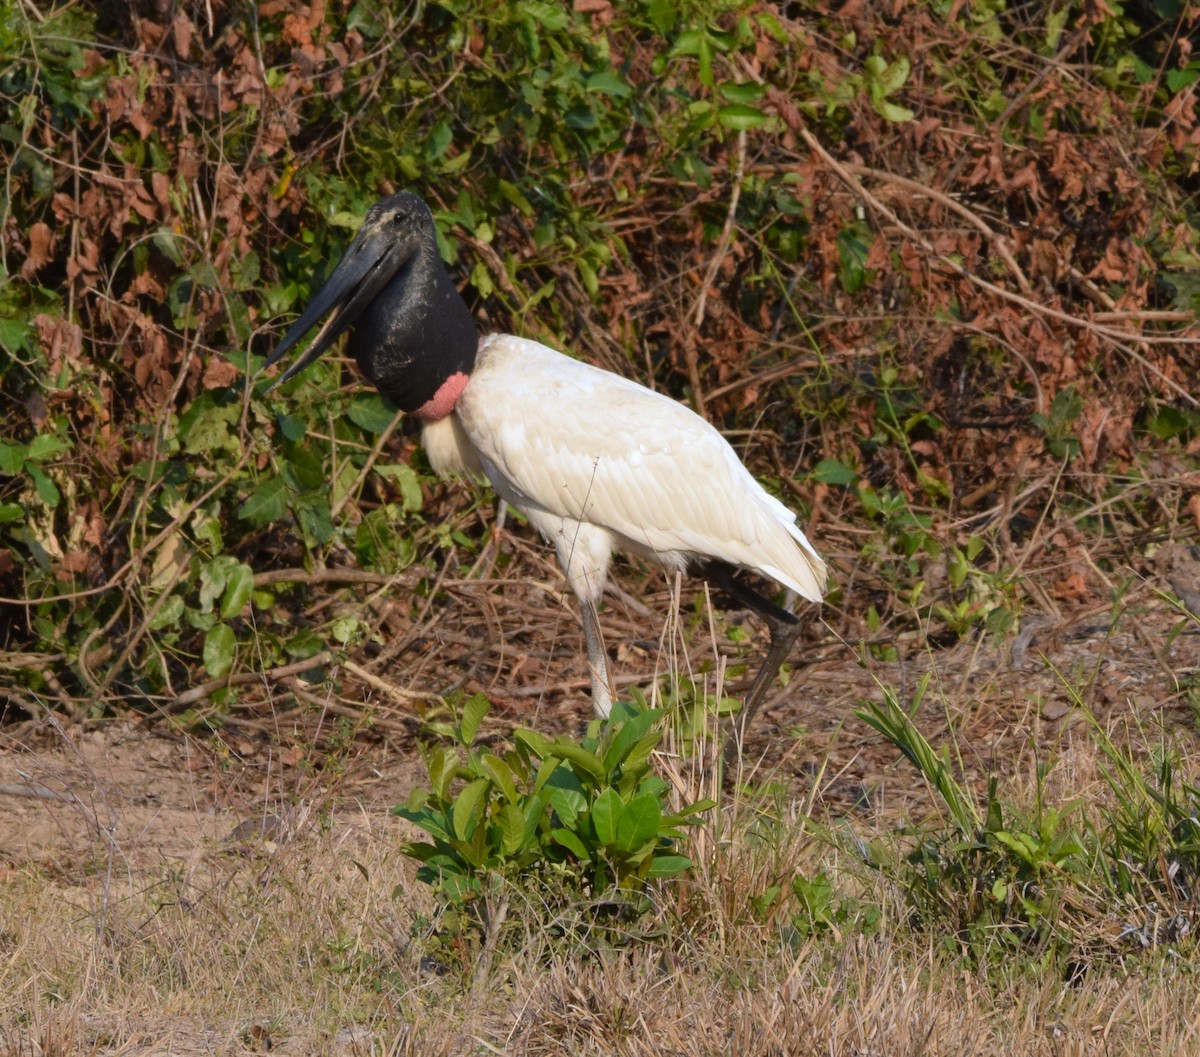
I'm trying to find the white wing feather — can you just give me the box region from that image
[455,335,826,601]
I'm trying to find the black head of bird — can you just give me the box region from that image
[264,191,478,416]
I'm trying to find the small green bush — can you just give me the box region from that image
[395,697,714,938]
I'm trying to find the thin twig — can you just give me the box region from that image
[171,650,336,710]
[340,659,439,704]
[0,783,79,803]
[684,129,748,417]
[694,130,748,329]
[252,567,422,589]
[330,406,406,520]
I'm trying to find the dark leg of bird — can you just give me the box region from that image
[701,563,801,766]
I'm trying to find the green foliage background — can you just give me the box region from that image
[0,0,1197,722]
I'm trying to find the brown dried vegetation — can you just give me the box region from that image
[1,1,1197,732]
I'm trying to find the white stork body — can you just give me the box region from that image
[422,333,825,716]
[264,191,826,742]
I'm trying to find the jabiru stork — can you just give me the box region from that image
[264,192,826,755]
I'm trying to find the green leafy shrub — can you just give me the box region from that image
[395,697,714,940]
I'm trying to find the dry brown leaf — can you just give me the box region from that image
[57,551,91,577]
[172,13,193,58]
[34,315,83,373]
[151,171,171,209]
[21,223,55,280]
[1052,571,1091,603]
[202,357,239,390]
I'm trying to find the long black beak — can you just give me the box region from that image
[263,229,410,389]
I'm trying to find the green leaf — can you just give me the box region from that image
[373,464,424,513]
[199,556,236,614]
[451,777,490,841]
[232,249,260,291]
[425,121,453,161]
[874,54,911,94]
[27,465,60,507]
[220,563,255,619]
[459,693,489,745]
[497,180,535,216]
[565,104,597,131]
[576,257,599,297]
[396,839,441,863]
[0,316,29,354]
[149,593,185,631]
[26,433,71,462]
[669,28,703,58]
[590,787,622,845]
[551,739,609,784]
[615,791,661,852]
[551,827,591,861]
[237,477,288,525]
[328,210,364,232]
[616,728,661,779]
[203,623,236,678]
[276,413,306,442]
[470,260,495,299]
[348,394,399,434]
[331,616,360,644]
[719,82,765,105]
[546,781,587,829]
[662,798,716,825]
[837,227,871,294]
[717,104,767,131]
[0,502,24,523]
[182,398,240,455]
[427,746,460,802]
[297,496,334,543]
[516,724,552,758]
[646,854,692,878]
[754,11,786,43]
[153,227,185,265]
[812,458,859,485]
[586,70,632,98]
[694,34,715,86]
[0,443,26,475]
[498,802,529,856]
[1146,406,1198,440]
[283,444,326,492]
[876,99,915,123]
[1167,66,1199,93]
[517,730,607,784]
[645,0,675,33]
[479,753,519,803]
[522,787,551,838]
[601,707,662,773]
[520,0,569,29]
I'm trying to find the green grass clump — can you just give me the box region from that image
[853,675,1200,974]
